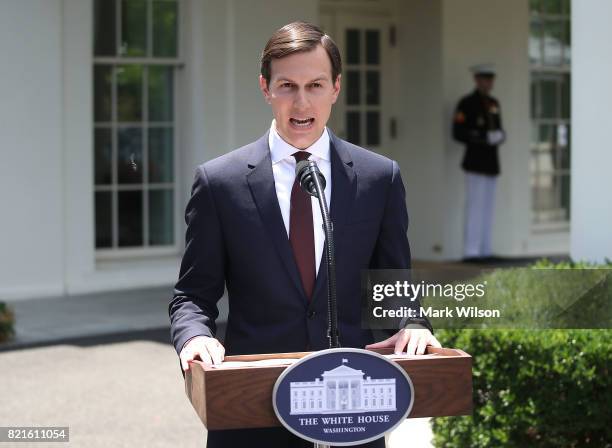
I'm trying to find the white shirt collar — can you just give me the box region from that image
[269,119,330,164]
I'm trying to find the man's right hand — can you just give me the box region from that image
[180,336,225,371]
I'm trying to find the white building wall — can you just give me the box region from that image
[392,0,446,260]
[0,0,65,299]
[393,0,536,260]
[570,0,612,263]
[441,0,532,260]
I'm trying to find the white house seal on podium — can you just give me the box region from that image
[273,348,414,446]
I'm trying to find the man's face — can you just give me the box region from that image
[474,74,495,94]
[259,44,341,149]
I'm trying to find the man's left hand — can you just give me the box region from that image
[365,328,442,355]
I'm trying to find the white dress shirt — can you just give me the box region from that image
[268,120,332,276]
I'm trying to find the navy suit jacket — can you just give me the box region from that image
[169,129,431,357]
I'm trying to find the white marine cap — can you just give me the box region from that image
[470,63,496,76]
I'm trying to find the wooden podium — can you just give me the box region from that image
[185,347,472,430]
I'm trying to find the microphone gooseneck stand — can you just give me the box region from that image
[296,159,339,349]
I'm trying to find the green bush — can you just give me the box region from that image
[432,329,611,447]
[431,259,612,446]
[0,301,15,343]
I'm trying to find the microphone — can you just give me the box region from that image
[294,159,340,348]
[295,160,326,198]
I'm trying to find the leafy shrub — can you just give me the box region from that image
[431,257,612,447]
[432,329,611,447]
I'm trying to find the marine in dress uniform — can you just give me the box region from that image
[452,64,505,260]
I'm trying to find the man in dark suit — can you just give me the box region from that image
[452,64,505,261]
[169,21,440,448]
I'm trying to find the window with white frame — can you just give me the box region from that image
[93,0,180,252]
[529,0,571,226]
[344,27,383,150]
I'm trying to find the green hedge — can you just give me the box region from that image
[431,259,612,447]
[0,301,15,343]
[432,329,611,447]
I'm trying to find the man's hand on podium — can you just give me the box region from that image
[180,336,225,371]
[365,328,442,355]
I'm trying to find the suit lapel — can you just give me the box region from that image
[246,132,307,302]
[310,131,356,305]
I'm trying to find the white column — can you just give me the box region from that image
[323,382,327,411]
[335,381,339,411]
[570,0,612,263]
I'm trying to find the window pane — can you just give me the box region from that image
[543,20,563,66]
[564,122,571,159]
[148,66,174,121]
[94,65,112,122]
[94,0,116,56]
[530,78,537,118]
[562,19,571,64]
[561,74,570,118]
[118,190,143,246]
[559,173,570,218]
[557,125,571,170]
[95,191,112,248]
[365,30,380,65]
[538,124,555,152]
[153,1,178,57]
[94,0,117,56]
[562,0,570,14]
[149,127,173,182]
[346,112,360,145]
[149,189,174,245]
[366,111,380,146]
[121,0,147,56]
[529,0,543,14]
[346,29,360,65]
[95,128,112,185]
[346,71,360,106]
[555,146,569,172]
[533,171,556,212]
[556,122,569,149]
[529,20,543,65]
[117,65,143,121]
[543,0,562,14]
[118,127,143,184]
[366,71,380,105]
[539,79,558,118]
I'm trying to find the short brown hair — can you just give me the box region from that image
[260,21,342,86]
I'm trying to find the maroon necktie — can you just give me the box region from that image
[290,151,316,300]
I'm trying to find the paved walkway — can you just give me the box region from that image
[1,287,229,352]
